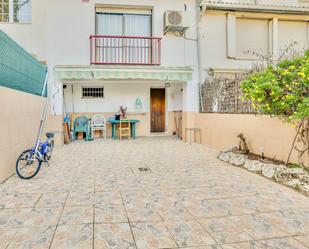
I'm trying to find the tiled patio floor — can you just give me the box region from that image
[0,137,309,249]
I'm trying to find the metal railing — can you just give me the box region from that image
[90,35,161,66]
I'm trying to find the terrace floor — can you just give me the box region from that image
[0,137,309,249]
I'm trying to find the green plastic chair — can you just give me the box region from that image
[73,116,90,140]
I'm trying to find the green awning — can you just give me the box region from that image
[54,65,193,82]
[0,31,47,96]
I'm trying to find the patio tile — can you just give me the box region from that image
[7,226,55,249]
[165,219,217,247]
[0,207,62,227]
[95,204,128,223]
[185,198,235,218]
[59,205,94,225]
[259,210,309,236]
[294,234,309,247]
[199,217,253,244]
[0,195,11,209]
[0,226,16,248]
[66,191,95,206]
[94,223,136,249]
[126,206,162,223]
[228,214,288,240]
[95,191,123,206]
[0,208,32,227]
[177,247,222,249]
[50,224,93,249]
[223,237,309,249]
[2,194,41,209]
[260,237,309,249]
[158,204,194,221]
[221,241,256,249]
[131,222,177,249]
[35,192,68,208]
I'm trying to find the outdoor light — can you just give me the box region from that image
[165,83,171,88]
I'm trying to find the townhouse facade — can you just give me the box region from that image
[0,0,308,142]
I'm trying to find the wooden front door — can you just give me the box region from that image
[150,88,165,132]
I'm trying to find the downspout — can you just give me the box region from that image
[196,1,205,113]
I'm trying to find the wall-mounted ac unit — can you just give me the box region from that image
[164,11,189,36]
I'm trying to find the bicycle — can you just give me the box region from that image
[16,132,54,179]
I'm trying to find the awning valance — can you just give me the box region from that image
[54,65,193,82]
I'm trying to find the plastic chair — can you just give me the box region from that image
[118,119,131,140]
[91,114,106,140]
[73,116,89,140]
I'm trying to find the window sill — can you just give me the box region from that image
[0,22,32,25]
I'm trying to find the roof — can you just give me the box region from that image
[200,0,309,14]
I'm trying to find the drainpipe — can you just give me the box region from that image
[196,1,205,112]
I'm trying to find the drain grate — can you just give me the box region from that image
[138,167,151,172]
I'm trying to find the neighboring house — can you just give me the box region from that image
[198,0,309,80]
[0,0,308,141]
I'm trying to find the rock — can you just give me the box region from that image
[275,168,307,182]
[299,184,309,196]
[286,179,301,187]
[218,151,232,162]
[244,160,263,173]
[229,154,246,167]
[301,175,309,184]
[261,164,286,179]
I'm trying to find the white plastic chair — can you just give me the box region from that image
[91,114,106,139]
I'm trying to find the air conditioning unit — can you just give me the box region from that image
[164,11,189,36]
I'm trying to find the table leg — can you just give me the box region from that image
[132,123,136,139]
[112,123,116,140]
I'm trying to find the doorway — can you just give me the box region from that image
[150,88,165,133]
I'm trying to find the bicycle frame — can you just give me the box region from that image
[29,137,52,162]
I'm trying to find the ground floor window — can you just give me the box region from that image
[82,86,104,99]
[0,0,31,23]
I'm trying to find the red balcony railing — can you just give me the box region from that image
[90,35,161,66]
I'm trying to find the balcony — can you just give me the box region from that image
[90,35,161,66]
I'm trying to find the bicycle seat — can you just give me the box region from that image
[46,132,54,139]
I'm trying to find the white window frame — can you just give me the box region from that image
[0,0,31,23]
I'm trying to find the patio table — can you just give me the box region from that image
[108,118,140,139]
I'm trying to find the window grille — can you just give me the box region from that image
[82,87,104,99]
[0,0,31,23]
[0,0,9,22]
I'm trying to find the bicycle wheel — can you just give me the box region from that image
[45,140,54,161]
[16,149,42,180]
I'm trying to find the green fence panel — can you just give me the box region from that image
[0,30,47,96]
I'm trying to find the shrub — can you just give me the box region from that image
[241,50,309,122]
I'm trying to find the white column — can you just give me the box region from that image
[9,0,14,23]
[272,17,279,60]
[307,22,309,49]
[50,69,63,116]
[165,84,169,133]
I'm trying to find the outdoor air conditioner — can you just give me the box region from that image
[164,11,189,36]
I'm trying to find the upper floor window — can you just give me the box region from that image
[236,18,270,59]
[95,7,152,36]
[0,0,31,23]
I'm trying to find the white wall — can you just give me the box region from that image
[168,84,183,111]
[64,83,151,114]
[63,81,184,114]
